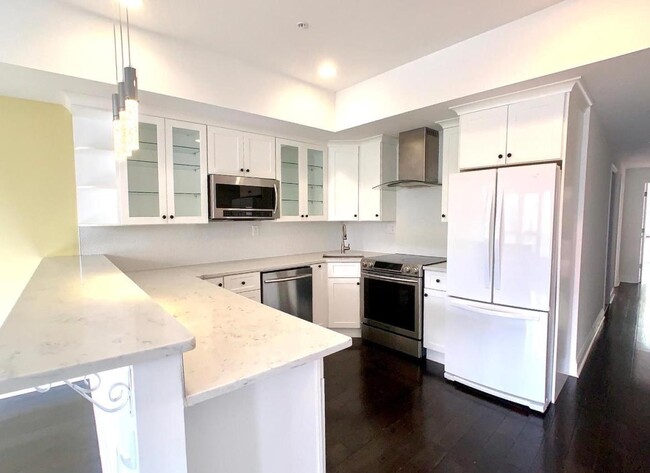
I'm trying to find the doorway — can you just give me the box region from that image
[641,183,650,283]
[605,166,619,304]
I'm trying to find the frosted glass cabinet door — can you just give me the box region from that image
[123,116,168,224]
[165,120,207,224]
[279,142,301,218]
[306,146,326,219]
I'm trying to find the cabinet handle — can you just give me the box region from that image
[498,154,503,159]
[170,215,175,220]
[424,293,429,297]
[162,215,167,219]
[507,153,512,158]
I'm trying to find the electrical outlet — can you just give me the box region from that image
[251,225,260,237]
[386,224,396,234]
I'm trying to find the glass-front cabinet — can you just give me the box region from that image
[276,139,327,221]
[120,115,207,224]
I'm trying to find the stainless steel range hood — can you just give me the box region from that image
[374,127,440,189]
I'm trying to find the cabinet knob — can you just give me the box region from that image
[436,279,441,283]
[162,215,167,219]
[354,214,358,218]
[170,215,175,220]
[301,214,305,218]
[442,214,446,218]
[375,214,379,218]
[305,215,309,218]
[507,153,512,158]
[356,282,360,286]
[498,154,504,159]
[218,283,223,287]
[424,293,429,297]
[240,168,244,172]
[246,169,250,173]
[318,264,322,268]
[241,281,246,285]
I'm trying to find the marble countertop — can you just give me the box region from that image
[0,256,195,396]
[127,251,367,406]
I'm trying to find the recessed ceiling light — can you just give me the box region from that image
[296,22,309,30]
[318,62,337,79]
[119,0,143,8]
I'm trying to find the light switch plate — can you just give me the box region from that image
[251,225,260,237]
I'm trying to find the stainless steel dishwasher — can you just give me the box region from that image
[261,267,313,322]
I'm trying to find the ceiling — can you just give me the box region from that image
[56,0,562,91]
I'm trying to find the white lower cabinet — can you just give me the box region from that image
[423,271,447,363]
[311,264,329,326]
[211,272,262,301]
[327,262,361,329]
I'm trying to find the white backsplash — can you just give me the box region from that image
[80,187,448,271]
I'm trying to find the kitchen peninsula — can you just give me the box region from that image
[0,254,352,473]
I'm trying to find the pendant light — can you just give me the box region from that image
[112,1,139,159]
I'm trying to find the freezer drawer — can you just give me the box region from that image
[444,298,549,411]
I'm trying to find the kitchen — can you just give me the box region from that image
[1,0,648,470]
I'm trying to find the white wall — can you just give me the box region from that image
[619,166,650,283]
[79,222,341,272]
[574,116,612,366]
[0,1,335,130]
[335,0,650,129]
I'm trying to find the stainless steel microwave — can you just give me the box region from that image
[208,174,279,220]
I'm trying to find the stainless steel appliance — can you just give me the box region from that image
[208,174,279,220]
[361,254,446,357]
[261,267,313,322]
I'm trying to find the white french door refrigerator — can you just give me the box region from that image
[445,163,559,412]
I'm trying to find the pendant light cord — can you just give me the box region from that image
[113,23,119,83]
[118,5,125,71]
[126,8,132,66]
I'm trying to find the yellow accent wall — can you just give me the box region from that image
[0,96,79,322]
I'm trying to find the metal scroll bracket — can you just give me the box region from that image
[34,370,132,414]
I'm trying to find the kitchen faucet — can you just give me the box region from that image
[341,223,351,254]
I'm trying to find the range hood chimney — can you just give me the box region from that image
[375,127,440,189]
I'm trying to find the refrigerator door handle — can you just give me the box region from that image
[448,298,542,322]
[486,190,496,290]
[494,190,505,291]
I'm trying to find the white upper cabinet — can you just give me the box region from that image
[455,91,568,171]
[121,116,208,225]
[328,136,396,222]
[458,106,508,170]
[505,93,566,166]
[208,126,275,179]
[277,139,327,221]
[328,144,359,221]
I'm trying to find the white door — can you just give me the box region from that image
[165,120,208,224]
[493,164,558,311]
[121,115,169,225]
[445,298,549,408]
[446,169,496,303]
[328,278,360,328]
[458,106,508,170]
[440,123,459,222]
[244,133,275,179]
[207,126,244,176]
[328,145,359,221]
[305,145,327,221]
[358,140,382,221]
[506,94,566,165]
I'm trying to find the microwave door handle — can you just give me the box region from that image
[273,182,278,215]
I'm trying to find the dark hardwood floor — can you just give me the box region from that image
[324,283,650,473]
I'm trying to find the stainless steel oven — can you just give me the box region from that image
[361,254,446,358]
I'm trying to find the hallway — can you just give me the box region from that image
[324,283,650,472]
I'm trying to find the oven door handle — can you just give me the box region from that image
[361,271,421,285]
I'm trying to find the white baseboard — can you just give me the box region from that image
[576,308,606,377]
[608,287,616,305]
[425,349,444,364]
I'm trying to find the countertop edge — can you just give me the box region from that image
[184,337,352,407]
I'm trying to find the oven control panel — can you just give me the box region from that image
[362,259,421,276]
